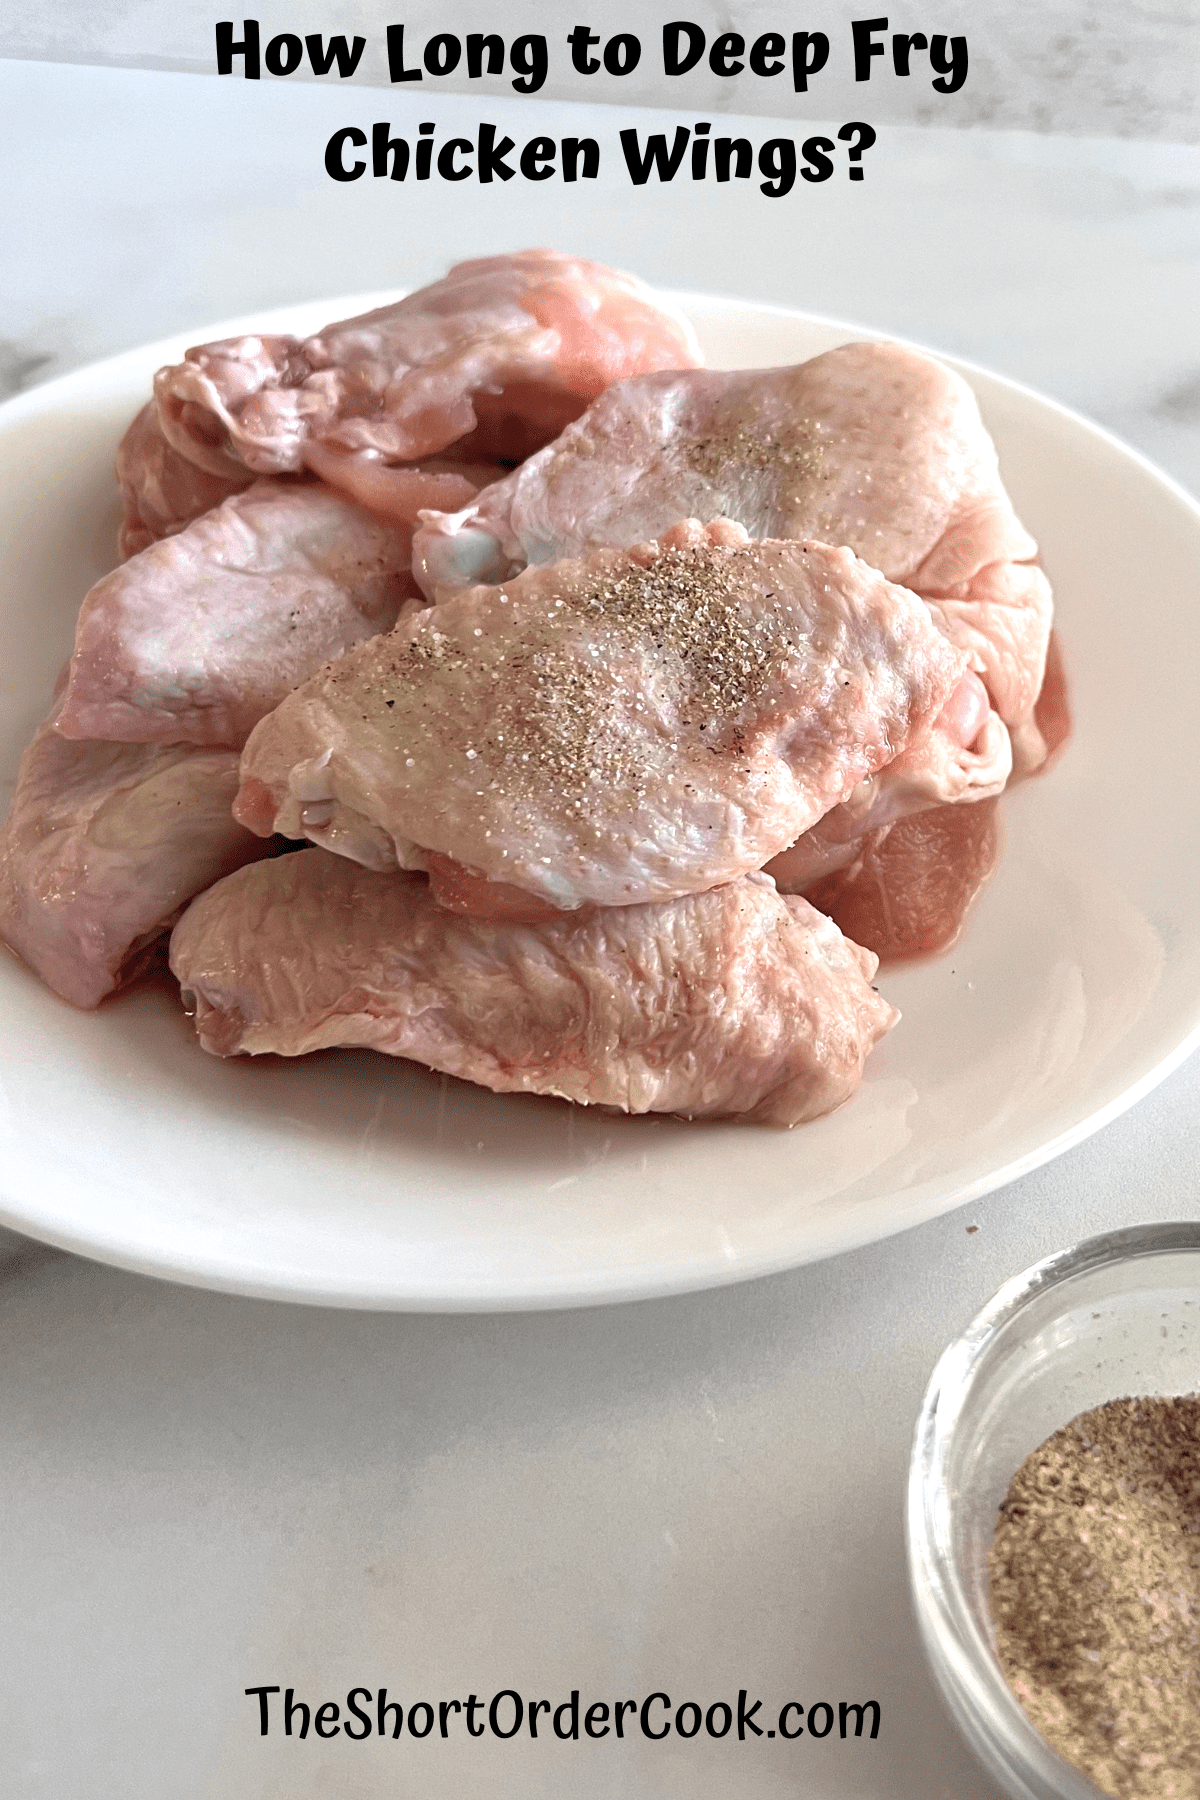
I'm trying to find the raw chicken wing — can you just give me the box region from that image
[153,250,704,487]
[170,854,898,1127]
[0,710,272,1009]
[56,481,420,750]
[116,402,251,559]
[234,519,966,911]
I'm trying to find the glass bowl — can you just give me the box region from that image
[907,1221,1200,1800]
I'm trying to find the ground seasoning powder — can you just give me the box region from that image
[988,1396,1200,1798]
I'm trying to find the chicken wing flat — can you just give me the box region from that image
[56,481,421,750]
[414,342,1052,737]
[0,710,272,1009]
[152,251,704,487]
[169,853,897,1126]
[234,519,966,911]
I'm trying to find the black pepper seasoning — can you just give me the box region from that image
[989,1395,1200,1799]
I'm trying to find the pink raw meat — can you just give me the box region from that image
[0,708,272,1010]
[152,250,704,485]
[803,797,1003,963]
[765,669,1011,890]
[300,441,506,532]
[169,854,897,1126]
[56,480,422,750]
[1010,625,1073,779]
[117,400,501,556]
[413,342,1052,738]
[116,402,252,559]
[924,557,1052,745]
[233,518,965,912]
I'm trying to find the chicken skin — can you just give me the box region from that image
[115,400,502,557]
[413,342,1052,741]
[152,250,704,490]
[0,707,271,1009]
[116,402,252,559]
[56,481,421,750]
[234,519,966,912]
[170,853,897,1126]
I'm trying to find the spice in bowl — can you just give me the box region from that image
[988,1395,1200,1799]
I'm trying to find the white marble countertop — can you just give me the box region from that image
[2,59,1199,1800]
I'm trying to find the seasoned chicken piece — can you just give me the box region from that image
[56,481,422,750]
[152,250,704,488]
[116,402,252,559]
[803,798,1003,963]
[234,519,966,912]
[170,854,898,1126]
[0,708,271,1010]
[414,342,1052,737]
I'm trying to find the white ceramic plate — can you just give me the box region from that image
[1,293,1198,1310]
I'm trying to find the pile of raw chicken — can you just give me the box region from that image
[0,250,1066,1127]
